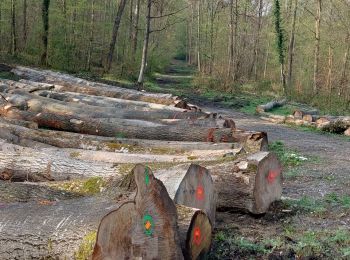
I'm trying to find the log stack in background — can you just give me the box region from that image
[0,65,283,259]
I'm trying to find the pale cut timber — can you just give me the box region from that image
[207,151,282,214]
[0,196,118,259]
[93,164,184,260]
[0,121,236,153]
[121,164,217,225]
[0,79,54,92]
[256,99,287,113]
[34,89,186,111]
[12,66,181,105]
[302,114,318,123]
[293,109,319,119]
[345,127,350,136]
[1,108,256,144]
[0,140,118,181]
[4,90,208,121]
[0,181,81,203]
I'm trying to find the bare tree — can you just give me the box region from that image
[106,0,128,72]
[41,0,50,65]
[313,0,321,95]
[11,0,17,55]
[287,0,298,90]
[87,0,95,70]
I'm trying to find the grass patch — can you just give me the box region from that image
[269,141,308,167]
[49,177,106,195]
[75,231,96,260]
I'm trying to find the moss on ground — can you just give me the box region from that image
[74,231,97,260]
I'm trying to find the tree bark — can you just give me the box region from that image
[0,140,118,181]
[105,0,127,72]
[287,0,298,90]
[11,66,179,105]
[131,0,141,61]
[256,99,287,113]
[0,121,235,153]
[11,0,17,56]
[137,0,152,86]
[313,0,321,95]
[86,0,95,71]
[23,0,27,45]
[208,151,282,214]
[0,107,266,150]
[41,0,50,66]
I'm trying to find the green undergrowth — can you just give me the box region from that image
[49,177,107,195]
[75,231,97,260]
[210,226,350,259]
[0,71,20,81]
[269,141,310,167]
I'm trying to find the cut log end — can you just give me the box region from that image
[177,205,212,260]
[248,152,283,214]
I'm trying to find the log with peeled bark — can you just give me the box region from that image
[0,181,81,203]
[0,121,236,153]
[93,164,212,260]
[0,196,118,259]
[12,66,182,106]
[256,99,287,113]
[0,140,119,181]
[207,151,283,214]
[3,90,208,121]
[121,164,216,225]
[1,107,265,149]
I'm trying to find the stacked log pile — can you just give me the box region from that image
[256,101,350,136]
[0,65,283,259]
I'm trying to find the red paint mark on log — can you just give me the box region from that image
[267,169,280,184]
[196,185,204,200]
[206,128,216,142]
[193,227,202,246]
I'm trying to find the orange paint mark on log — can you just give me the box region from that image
[193,227,201,246]
[196,185,204,200]
[267,169,280,184]
[145,220,152,230]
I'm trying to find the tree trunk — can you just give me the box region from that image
[250,0,263,80]
[0,107,266,149]
[208,151,282,214]
[0,140,118,181]
[86,0,95,71]
[287,0,298,90]
[3,90,206,122]
[23,0,27,45]
[137,0,151,86]
[0,196,117,259]
[41,0,50,66]
[131,0,141,61]
[11,67,179,105]
[339,34,349,96]
[256,99,287,113]
[197,0,202,72]
[313,0,321,95]
[105,0,127,72]
[11,0,17,56]
[122,164,216,225]
[0,121,236,153]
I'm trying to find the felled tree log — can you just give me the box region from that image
[0,121,235,153]
[256,99,287,113]
[12,66,181,106]
[121,164,216,225]
[93,165,212,260]
[93,164,184,260]
[4,90,208,121]
[208,151,282,214]
[0,79,54,92]
[35,89,185,111]
[345,128,350,136]
[302,114,319,123]
[0,196,118,259]
[1,107,264,147]
[0,140,118,181]
[0,181,81,203]
[320,117,350,133]
[293,109,319,119]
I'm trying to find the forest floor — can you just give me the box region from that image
[149,60,350,259]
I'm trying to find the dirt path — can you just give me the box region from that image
[156,60,350,259]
